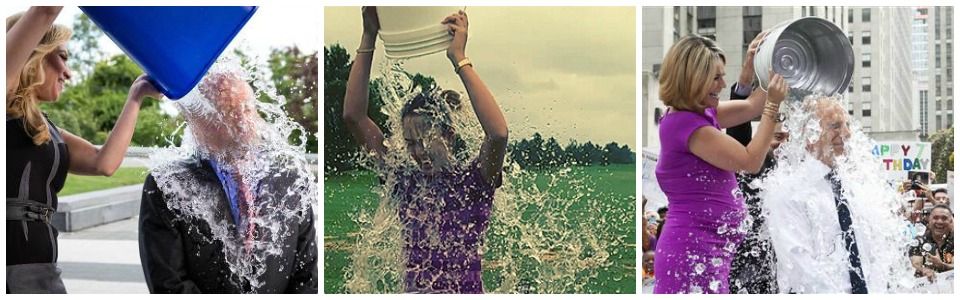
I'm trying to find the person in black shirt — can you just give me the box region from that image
[910,205,954,282]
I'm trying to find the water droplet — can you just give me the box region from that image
[694,263,706,275]
[709,280,721,292]
[922,243,933,252]
[711,257,723,267]
[689,285,704,294]
[915,224,926,236]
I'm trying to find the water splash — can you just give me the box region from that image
[147,54,317,292]
[754,94,918,293]
[341,59,632,293]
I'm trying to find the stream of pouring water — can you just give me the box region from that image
[751,94,919,293]
[342,59,632,293]
[147,55,318,292]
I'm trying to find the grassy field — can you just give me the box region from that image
[60,167,149,196]
[324,164,637,294]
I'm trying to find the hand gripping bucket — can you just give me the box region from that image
[754,17,854,97]
[376,6,460,59]
[79,6,257,100]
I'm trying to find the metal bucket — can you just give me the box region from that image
[754,17,853,97]
[376,6,459,59]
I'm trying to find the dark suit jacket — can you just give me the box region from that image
[725,83,778,293]
[138,157,317,293]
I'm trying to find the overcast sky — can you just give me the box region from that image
[325,6,636,148]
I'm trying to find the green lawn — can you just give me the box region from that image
[60,167,149,196]
[324,164,637,294]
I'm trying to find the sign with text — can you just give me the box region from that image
[871,141,932,181]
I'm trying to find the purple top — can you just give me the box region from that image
[391,161,500,293]
[655,107,742,212]
[653,107,746,294]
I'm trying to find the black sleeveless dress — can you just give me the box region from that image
[6,115,70,266]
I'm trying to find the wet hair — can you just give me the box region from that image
[659,34,726,112]
[400,88,467,157]
[6,12,72,145]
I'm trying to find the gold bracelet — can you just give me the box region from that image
[764,101,780,111]
[455,58,473,74]
[356,48,375,54]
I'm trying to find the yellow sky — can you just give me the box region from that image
[325,6,636,148]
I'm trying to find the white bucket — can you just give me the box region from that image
[377,6,460,59]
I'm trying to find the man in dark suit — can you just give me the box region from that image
[138,72,317,293]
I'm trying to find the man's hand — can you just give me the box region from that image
[920,267,937,283]
[926,254,950,271]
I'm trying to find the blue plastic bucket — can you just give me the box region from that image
[79,6,257,100]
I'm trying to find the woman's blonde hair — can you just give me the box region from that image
[659,35,725,112]
[6,12,72,145]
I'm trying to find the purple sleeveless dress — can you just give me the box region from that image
[653,107,746,294]
[391,161,499,293]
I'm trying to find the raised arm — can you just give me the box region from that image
[443,10,508,185]
[342,7,387,161]
[717,31,769,129]
[6,6,62,93]
[66,75,160,176]
[690,72,787,173]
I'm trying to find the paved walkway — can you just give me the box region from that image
[58,217,148,293]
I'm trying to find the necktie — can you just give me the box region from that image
[828,171,868,294]
[237,177,257,254]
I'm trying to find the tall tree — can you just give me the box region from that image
[268,46,319,153]
[929,127,954,183]
[68,13,104,82]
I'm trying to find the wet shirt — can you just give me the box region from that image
[909,231,954,272]
[389,161,499,293]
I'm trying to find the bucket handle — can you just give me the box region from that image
[754,35,771,93]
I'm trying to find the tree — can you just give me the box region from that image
[930,127,954,183]
[67,13,104,82]
[43,55,179,146]
[268,46,319,153]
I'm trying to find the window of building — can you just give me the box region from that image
[743,7,763,55]
[697,6,717,41]
[862,52,871,68]
[862,77,871,92]
[862,8,871,22]
[862,31,871,45]
[848,8,854,23]
[862,102,872,117]
[654,107,663,125]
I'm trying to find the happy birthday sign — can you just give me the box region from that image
[871,141,932,174]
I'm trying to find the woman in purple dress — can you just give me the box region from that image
[653,34,787,293]
[342,8,508,293]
